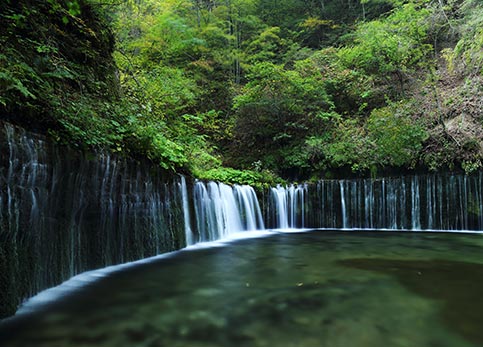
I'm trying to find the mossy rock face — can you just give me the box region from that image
[0,238,17,319]
[0,243,9,318]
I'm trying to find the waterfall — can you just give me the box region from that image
[0,122,269,318]
[0,123,185,318]
[271,185,289,229]
[270,184,307,229]
[192,181,265,243]
[411,178,421,230]
[234,185,265,231]
[180,176,193,246]
[3,120,483,320]
[340,181,348,229]
[268,175,483,231]
[304,175,483,231]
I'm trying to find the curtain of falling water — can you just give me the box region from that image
[0,123,185,318]
[274,176,483,230]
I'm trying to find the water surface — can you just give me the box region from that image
[2,230,483,347]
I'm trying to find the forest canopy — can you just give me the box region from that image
[1,0,483,182]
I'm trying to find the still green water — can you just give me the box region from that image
[1,230,483,347]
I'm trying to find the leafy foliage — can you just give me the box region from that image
[447,0,483,75]
[3,0,483,181]
[338,2,432,96]
[196,167,283,190]
[366,104,427,167]
[231,61,333,174]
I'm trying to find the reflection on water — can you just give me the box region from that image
[1,230,483,347]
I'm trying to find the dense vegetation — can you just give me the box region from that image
[1,0,483,182]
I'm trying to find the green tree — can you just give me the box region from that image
[232,61,332,173]
[338,2,432,96]
[366,104,427,167]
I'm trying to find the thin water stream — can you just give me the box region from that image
[1,230,483,347]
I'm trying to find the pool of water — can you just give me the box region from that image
[2,230,483,347]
